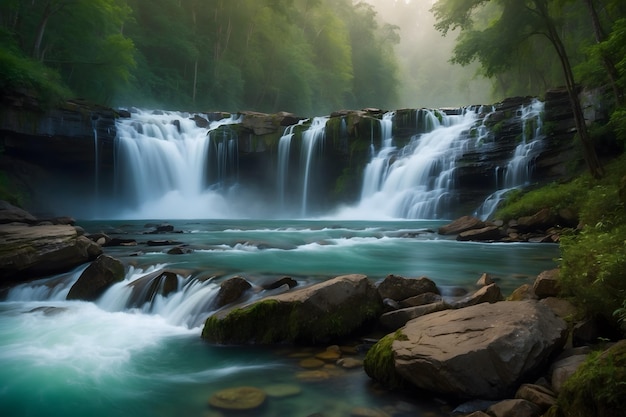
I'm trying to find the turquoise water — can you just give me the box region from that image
[0,219,559,417]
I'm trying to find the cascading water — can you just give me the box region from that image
[277,120,307,211]
[361,111,396,199]
[112,111,241,219]
[338,108,479,219]
[300,117,328,217]
[474,99,545,220]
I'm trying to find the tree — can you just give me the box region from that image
[432,0,605,178]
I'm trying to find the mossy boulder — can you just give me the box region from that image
[557,340,626,417]
[202,274,383,344]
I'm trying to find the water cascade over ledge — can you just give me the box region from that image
[99,99,554,220]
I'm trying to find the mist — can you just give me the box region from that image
[362,0,495,108]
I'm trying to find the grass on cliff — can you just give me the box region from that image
[495,154,626,326]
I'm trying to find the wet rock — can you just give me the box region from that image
[126,270,178,306]
[263,383,301,398]
[296,370,331,382]
[337,357,363,369]
[166,245,193,255]
[208,386,266,411]
[376,274,439,301]
[67,254,125,301]
[299,358,325,369]
[350,406,391,417]
[212,276,252,309]
[146,239,183,246]
[260,276,298,290]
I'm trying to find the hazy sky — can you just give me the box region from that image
[361,0,494,108]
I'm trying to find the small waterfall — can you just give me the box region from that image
[277,120,306,211]
[348,108,476,219]
[113,111,241,219]
[361,112,396,199]
[475,99,545,220]
[300,117,328,217]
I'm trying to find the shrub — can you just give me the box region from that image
[558,341,626,417]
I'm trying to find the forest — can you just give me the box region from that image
[0,0,403,114]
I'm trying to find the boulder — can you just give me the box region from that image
[516,208,557,233]
[67,254,125,301]
[202,274,383,344]
[364,300,568,400]
[212,276,252,309]
[532,269,560,298]
[126,270,179,307]
[452,283,503,308]
[508,284,537,301]
[438,216,485,235]
[476,272,494,287]
[209,386,266,411]
[550,354,588,393]
[0,223,102,282]
[376,274,439,301]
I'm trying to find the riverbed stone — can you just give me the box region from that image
[379,301,449,330]
[208,386,266,411]
[202,274,383,344]
[451,283,503,308]
[515,383,557,411]
[212,276,252,309]
[398,292,442,308]
[457,225,504,241]
[66,254,125,301]
[364,300,568,400]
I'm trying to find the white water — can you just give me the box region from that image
[336,109,479,219]
[300,117,328,217]
[113,111,241,219]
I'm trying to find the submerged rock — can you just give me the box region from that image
[202,274,383,344]
[208,386,266,411]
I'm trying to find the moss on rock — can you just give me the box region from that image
[558,340,626,417]
[363,330,408,390]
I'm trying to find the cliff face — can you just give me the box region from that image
[0,90,585,218]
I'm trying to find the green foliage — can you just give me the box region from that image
[0,32,71,104]
[494,178,589,222]
[558,341,626,417]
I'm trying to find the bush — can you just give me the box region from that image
[558,341,626,417]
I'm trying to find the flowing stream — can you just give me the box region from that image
[0,219,559,417]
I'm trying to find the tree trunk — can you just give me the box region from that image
[32,3,53,60]
[583,0,623,106]
[535,0,604,178]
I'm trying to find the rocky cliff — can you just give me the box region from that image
[0,89,586,217]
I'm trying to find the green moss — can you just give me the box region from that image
[558,341,626,417]
[363,330,408,390]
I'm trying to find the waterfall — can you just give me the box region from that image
[475,99,545,220]
[361,112,396,199]
[277,120,306,211]
[113,111,241,219]
[300,117,328,217]
[341,108,477,219]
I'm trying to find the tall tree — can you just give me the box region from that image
[432,0,604,178]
